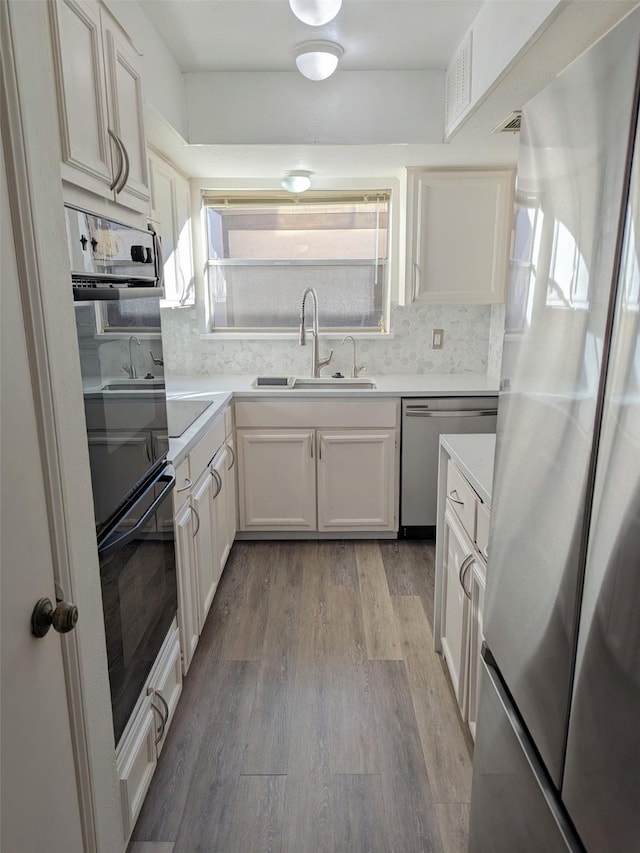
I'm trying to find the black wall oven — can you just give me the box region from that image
[68,205,178,745]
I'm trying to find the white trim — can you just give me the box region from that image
[200,331,394,341]
[0,5,97,850]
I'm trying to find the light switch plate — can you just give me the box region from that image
[432,328,444,349]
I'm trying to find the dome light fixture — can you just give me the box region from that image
[289,0,342,26]
[294,40,343,81]
[281,170,312,193]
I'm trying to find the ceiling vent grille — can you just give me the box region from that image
[492,111,522,134]
[445,31,472,135]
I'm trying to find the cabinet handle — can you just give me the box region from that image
[107,129,124,191]
[210,467,223,498]
[189,503,200,537]
[481,545,489,561]
[176,478,192,493]
[154,690,170,726]
[227,443,235,471]
[150,696,164,745]
[412,261,419,301]
[115,134,130,193]
[448,489,464,506]
[458,554,474,600]
[310,435,314,459]
[318,436,322,461]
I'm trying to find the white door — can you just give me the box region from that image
[237,429,316,530]
[1,135,85,851]
[317,429,396,531]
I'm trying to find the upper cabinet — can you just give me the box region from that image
[400,168,514,305]
[148,151,195,307]
[49,0,150,214]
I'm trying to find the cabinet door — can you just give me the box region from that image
[209,446,229,585]
[101,11,150,213]
[441,507,472,708]
[467,559,486,741]
[225,436,238,548]
[174,501,199,674]
[407,169,512,304]
[49,0,114,199]
[149,154,179,304]
[116,694,157,842]
[191,470,217,631]
[148,627,182,756]
[237,429,316,530]
[317,429,396,531]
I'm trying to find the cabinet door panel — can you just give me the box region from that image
[225,437,238,547]
[441,507,472,708]
[174,501,199,673]
[210,447,229,584]
[238,430,316,530]
[102,14,150,211]
[191,471,217,630]
[50,0,113,196]
[468,560,487,740]
[149,156,178,302]
[174,173,195,306]
[317,430,396,531]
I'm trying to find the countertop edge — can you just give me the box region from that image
[440,433,496,507]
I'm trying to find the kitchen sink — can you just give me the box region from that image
[292,377,376,389]
[102,380,165,391]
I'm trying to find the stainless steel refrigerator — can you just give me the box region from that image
[469,8,640,851]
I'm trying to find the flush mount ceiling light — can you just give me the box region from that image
[281,170,312,193]
[294,40,343,81]
[289,0,342,26]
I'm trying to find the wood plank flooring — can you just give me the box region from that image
[131,540,472,853]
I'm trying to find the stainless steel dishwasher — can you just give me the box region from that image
[400,396,498,537]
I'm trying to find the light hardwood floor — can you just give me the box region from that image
[130,540,473,853]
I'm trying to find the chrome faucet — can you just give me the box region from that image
[341,335,366,378]
[299,287,333,377]
[122,335,141,379]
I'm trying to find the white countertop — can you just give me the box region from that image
[165,373,500,467]
[166,372,500,399]
[440,433,497,507]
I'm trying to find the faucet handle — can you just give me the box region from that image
[317,349,334,370]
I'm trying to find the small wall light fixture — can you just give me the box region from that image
[281,170,313,193]
[294,40,343,81]
[289,0,342,26]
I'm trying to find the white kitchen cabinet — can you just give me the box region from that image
[440,506,472,708]
[317,430,396,531]
[191,466,219,630]
[234,400,399,535]
[116,622,181,843]
[401,168,513,305]
[49,0,150,213]
[237,430,317,531]
[467,557,487,740]
[225,434,238,549]
[174,500,199,674]
[148,151,195,307]
[209,445,230,586]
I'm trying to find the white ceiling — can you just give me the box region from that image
[140,0,482,73]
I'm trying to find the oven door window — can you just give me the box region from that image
[99,488,177,745]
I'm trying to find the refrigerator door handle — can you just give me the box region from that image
[98,469,175,558]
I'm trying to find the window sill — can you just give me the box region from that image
[199,331,394,341]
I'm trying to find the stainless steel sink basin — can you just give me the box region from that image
[292,377,376,389]
[102,380,165,391]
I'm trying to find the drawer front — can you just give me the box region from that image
[173,457,191,512]
[190,414,225,479]
[446,459,476,540]
[235,400,398,428]
[116,695,157,841]
[475,501,491,563]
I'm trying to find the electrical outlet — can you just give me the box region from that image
[432,328,444,349]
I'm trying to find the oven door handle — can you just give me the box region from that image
[98,469,176,558]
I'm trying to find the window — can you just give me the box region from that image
[204,191,390,332]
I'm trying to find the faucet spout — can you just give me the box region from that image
[124,335,141,379]
[299,287,332,377]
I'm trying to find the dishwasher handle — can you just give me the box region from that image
[404,408,497,418]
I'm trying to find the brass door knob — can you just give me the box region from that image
[31,597,79,638]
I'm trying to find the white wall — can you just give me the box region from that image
[185,70,444,144]
[105,0,188,138]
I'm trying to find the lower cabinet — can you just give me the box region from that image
[237,423,398,533]
[436,448,491,740]
[116,622,182,841]
[172,405,237,670]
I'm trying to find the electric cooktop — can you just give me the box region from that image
[166,399,214,438]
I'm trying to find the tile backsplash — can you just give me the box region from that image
[161,301,502,376]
